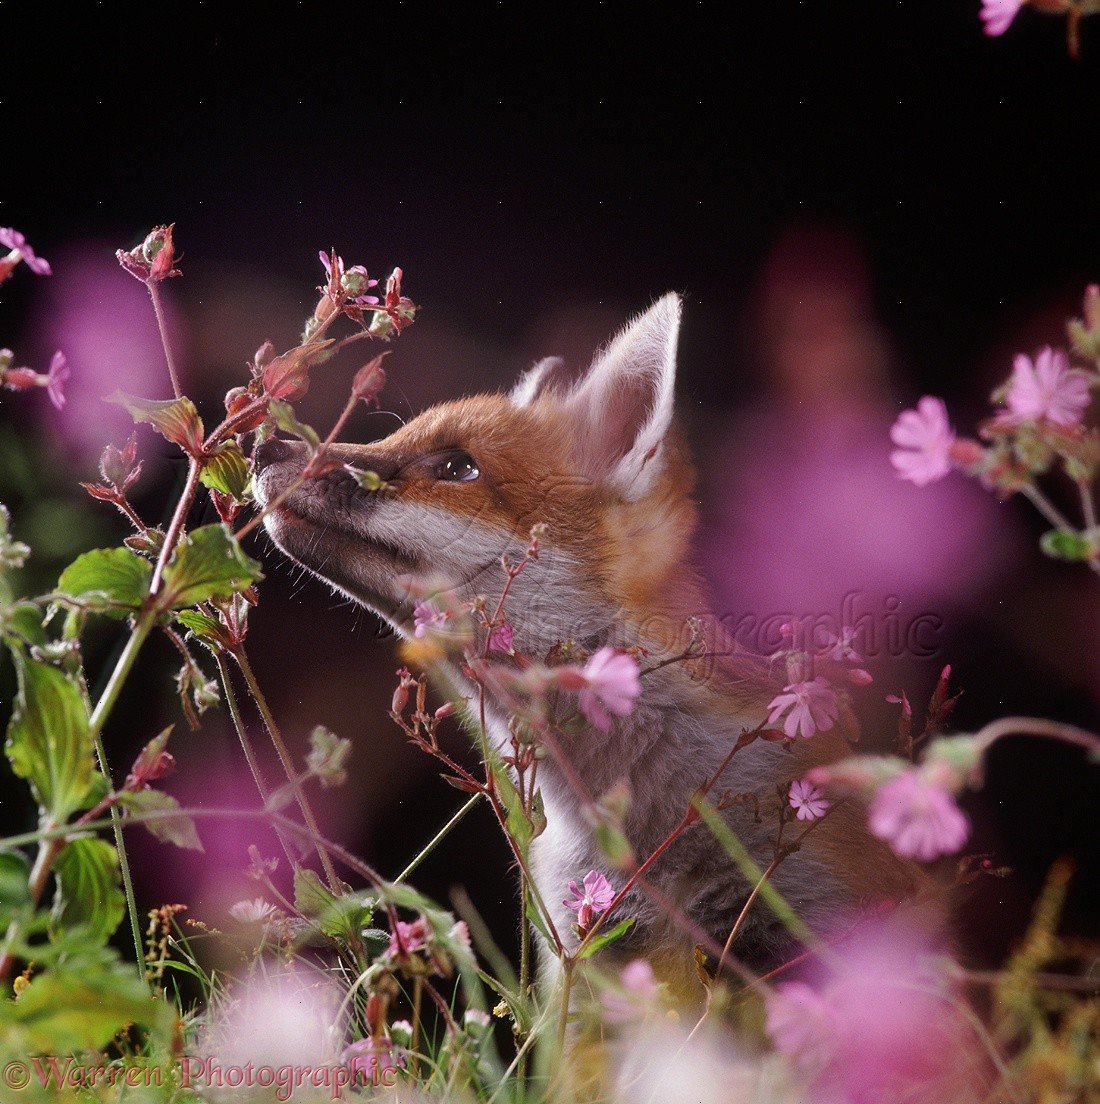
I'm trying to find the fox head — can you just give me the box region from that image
[253,293,707,656]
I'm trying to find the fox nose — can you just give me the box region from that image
[254,437,301,473]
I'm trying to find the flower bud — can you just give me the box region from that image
[352,355,387,406]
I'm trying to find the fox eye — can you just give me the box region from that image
[436,451,480,483]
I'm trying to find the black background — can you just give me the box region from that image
[2,2,1098,977]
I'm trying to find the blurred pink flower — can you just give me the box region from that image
[44,350,70,410]
[765,981,838,1073]
[767,677,839,739]
[578,647,642,731]
[981,0,1025,36]
[343,1036,404,1084]
[388,917,429,957]
[602,958,660,1024]
[1001,347,1091,428]
[821,627,864,664]
[412,599,449,637]
[0,226,52,276]
[868,767,970,860]
[768,923,977,1100]
[890,396,956,486]
[488,621,515,654]
[564,869,615,930]
[789,778,830,820]
[228,897,278,924]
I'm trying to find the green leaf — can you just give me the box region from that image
[577,916,635,959]
[306,725,351,788]
[525,897,554,948]
[268,400,320,451]
[5,655,93,821]
[294,867,339,918]
[56,547,152,617]
[492,763,532,855]
[108,392,204,453]
[1,600,46,646]
[119,788,203,851]
[52,837,125,945]
[159,524,262,609]
[175,608,231,649]
[0,960,174,1052]
[200,440,252,499]
[0,851,31,917]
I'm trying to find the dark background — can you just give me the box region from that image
[1,2,1098,976]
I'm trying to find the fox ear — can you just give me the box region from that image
[564,292,682,500]
[510,356,572,406]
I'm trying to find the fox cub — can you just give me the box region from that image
[254,294,920,981]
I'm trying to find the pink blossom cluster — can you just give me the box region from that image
[563,868,616,931]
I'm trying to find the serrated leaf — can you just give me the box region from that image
[200,440,252,499]
[5,655,93,821]
[119,788,203,851]
[268,400,320,451]
[294,867,340,918]
[577,916,635,959]
[159,524,262,609]
[56,547,152,617]
[51,837,125,945]
[0,960,174,1052]
[175,608,231,649]
[108,392,205,453]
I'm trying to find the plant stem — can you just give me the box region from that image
[147,279,182,399]
[554,959,574,1059]
[215,651,299,872]
[150,458,202,595]
[394,793,482,883]
[88,615,155,977]
[0,832,64,982]
[231,646,342,893]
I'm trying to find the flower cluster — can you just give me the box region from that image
[891,287,1100,573]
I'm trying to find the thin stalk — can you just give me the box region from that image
[214,651,298,872]
[0,832,63,982]
[394,793,482,883]
[1020,482,1075,532]
[554,960,574,1059]
[88,615,155,977]
[147,279,182,398]
[232,646,342,893]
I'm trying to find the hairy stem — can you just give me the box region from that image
[394,793,482,883]
[147,279,182,399]
[232,646,342,892]
[150,457,202,595]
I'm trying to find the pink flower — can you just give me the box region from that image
[868,768,970,861]
[343,1037,405,1084]
[563,869,615,930]
[821,626,863,664]
[412,599,449,637]
[319,250,380,305]
[767,677,839,739]
[981,0,1024,36]
[0,227,52,276]
[1002,347,1091,428]
[601,958,660,1024]
[890,396,956,486]
[577,647,642,731]
[789,778,830,821]
[44,351,70,410]
[387,917,429,957]
[487,621,515,654]
[765,981,838,1073]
